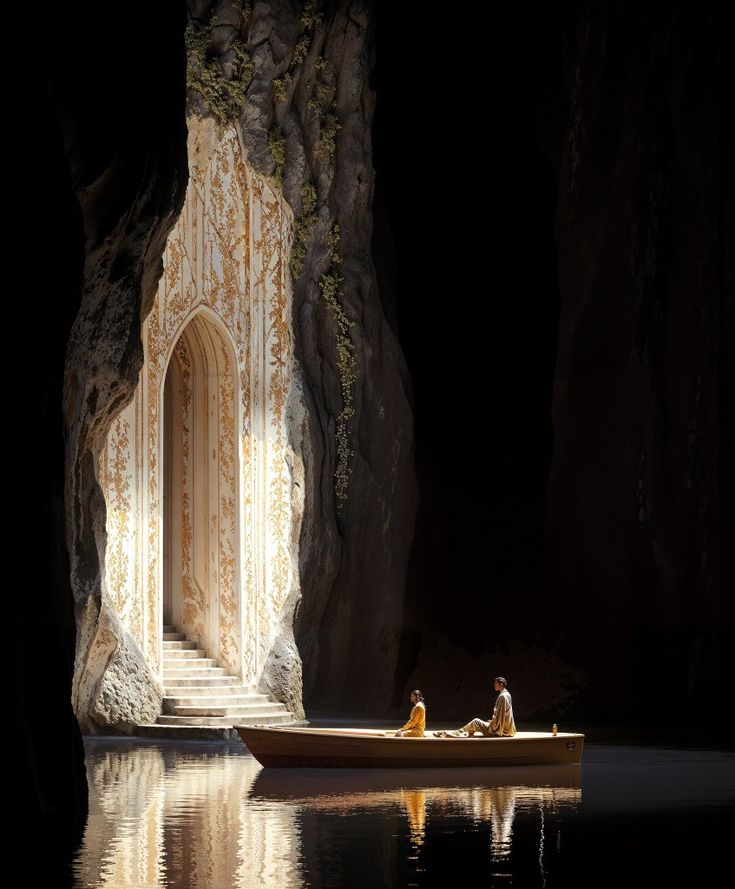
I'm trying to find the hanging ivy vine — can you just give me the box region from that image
[318,225,356,511]
[185,3,254,129]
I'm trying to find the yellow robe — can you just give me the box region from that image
[400,701,426,737]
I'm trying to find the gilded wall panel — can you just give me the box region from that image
[99,125,301,705]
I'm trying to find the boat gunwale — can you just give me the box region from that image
[234,726,584,743]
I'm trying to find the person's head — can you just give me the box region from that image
[410,689,424,703]
[494,676,507,692]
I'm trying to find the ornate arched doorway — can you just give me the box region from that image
[161,310,241,676]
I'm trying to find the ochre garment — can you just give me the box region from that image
[400,701,426,737]
[460,688,516,737]
[490,688,516,736]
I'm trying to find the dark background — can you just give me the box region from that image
[372,5,565,664]
[21,0,734,881]
[371,2,734,727]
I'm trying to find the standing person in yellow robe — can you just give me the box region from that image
[395,690,426,737]
[436,677,516,737]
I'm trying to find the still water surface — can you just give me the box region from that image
[72,738,734,888]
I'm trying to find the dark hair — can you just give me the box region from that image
[411,689,425,702]
[494,676,507,687]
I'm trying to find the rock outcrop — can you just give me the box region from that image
[25,0,189,872]
[60,0,189,733]
[190,0,418,713]
[58,0,417,735]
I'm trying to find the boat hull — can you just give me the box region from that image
[235,727,584,768]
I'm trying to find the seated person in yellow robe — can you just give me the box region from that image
[394,690,426,737]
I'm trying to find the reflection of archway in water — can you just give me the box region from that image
[162,311,240,673]
[75,743,303,889]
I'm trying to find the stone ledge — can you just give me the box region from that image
[136,719,310,742]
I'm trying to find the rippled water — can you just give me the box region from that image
[70,738,734,888]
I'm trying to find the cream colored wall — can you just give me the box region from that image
[98,125,304,692]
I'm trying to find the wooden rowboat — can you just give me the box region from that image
[235,726,584,768]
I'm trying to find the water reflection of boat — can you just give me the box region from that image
[249,763,582,802]
[249,764,582,868]
[236,726,584,768]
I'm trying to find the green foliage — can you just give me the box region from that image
[268,127,286,185]
[293,34,311,65]
[306,56,341,163]
[301,181,318,216]
[273,73,293,103]
[316,112,341,160]
[185,5,253,129]
[271,2,321,108]
[290,183,318,279]
[301,1,323,30]
[318,225,356,511]
[315,81,334,106]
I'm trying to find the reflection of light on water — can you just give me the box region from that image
[252,768,582,879]
[74,745,582,888]
[74,744,304,889]
[539,804,546,888]
[401,790,426,854]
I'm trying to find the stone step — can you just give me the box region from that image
[164,702,288,718]
[163,648,208,660]
[163,675,237,688]
[163,667,227,688]
[163,693,271,706]
[157,713,297,727]
[137,724,244,741]
[163,660,220,672]
[163,632,187,641]
[163,640,199,650]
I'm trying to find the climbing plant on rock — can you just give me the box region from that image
[319,225,356,512]
[185,2,254,129]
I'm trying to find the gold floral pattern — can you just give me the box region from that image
[98,126,303,692]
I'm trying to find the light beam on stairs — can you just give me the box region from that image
[137,625,304,740]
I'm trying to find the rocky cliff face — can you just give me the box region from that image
[548,4,734,720]
[188,0,417,713]
[385,3,733,727]
[61,0,189,733]
[28,0,189,871]
[54,0,416,739]
[31,0,414,861]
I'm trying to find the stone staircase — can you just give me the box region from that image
[137,625,301,740]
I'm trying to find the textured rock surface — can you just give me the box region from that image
[547,4,735,720]
[23,0,188,874]
[60,0,189,734]
[191,0,418,713]
[388,3,733,727]
[77,601,163,733]
[61,0,415,734]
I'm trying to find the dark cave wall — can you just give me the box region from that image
[548,2,735,720]
[385,2,733,727]
[26,0,189,863]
